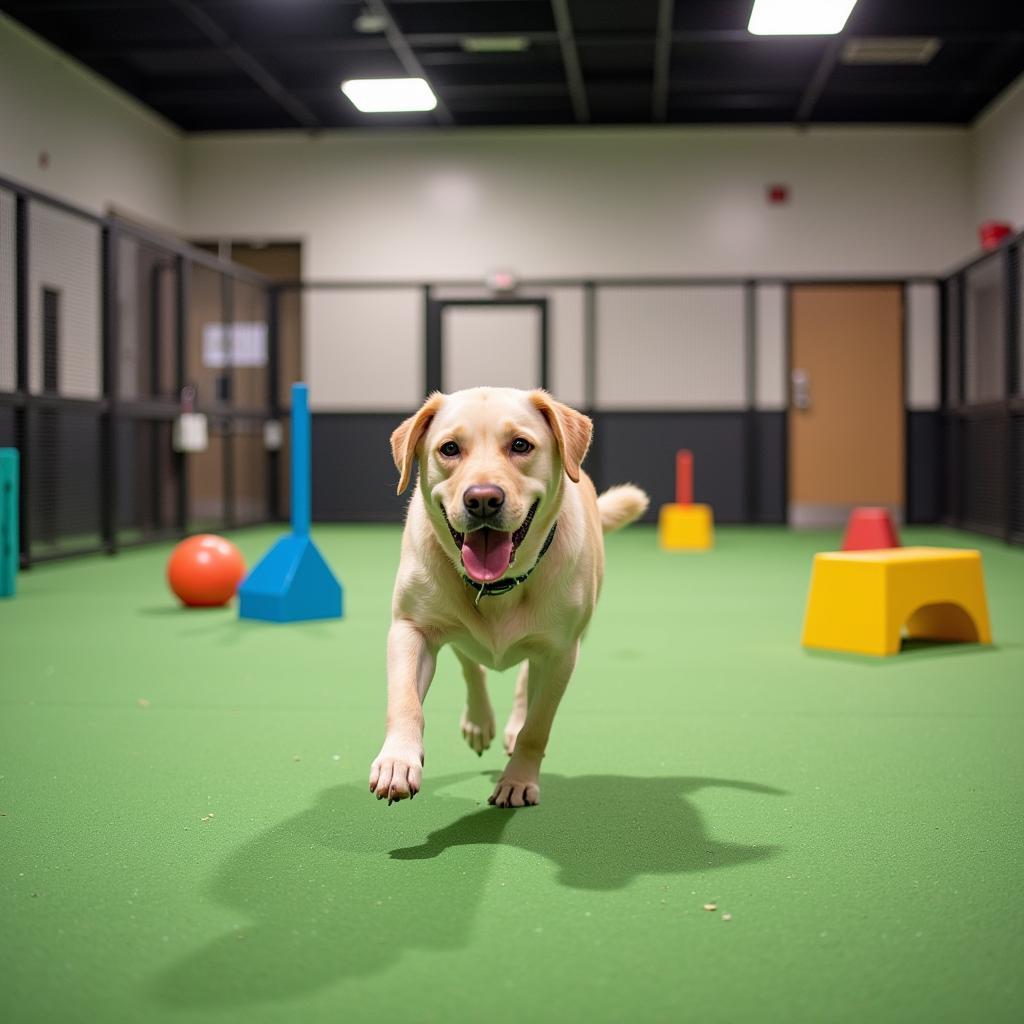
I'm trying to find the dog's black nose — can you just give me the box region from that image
[463,483,505,518]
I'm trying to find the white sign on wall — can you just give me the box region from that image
[202,322,268,367]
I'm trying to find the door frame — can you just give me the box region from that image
[785,281,908,526]
[425,298,549,394]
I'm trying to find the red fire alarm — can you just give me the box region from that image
[767,184,789,205]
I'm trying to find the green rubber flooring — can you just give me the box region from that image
[2,524,1022,1024]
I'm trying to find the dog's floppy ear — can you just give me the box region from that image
[529,390,593,483]
[391,392,445,494]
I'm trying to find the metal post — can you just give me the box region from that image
[1005,244,1020,543]
[14,193,30,568]
[938,278,949,524]
[266,285,281,522]
[149,262,165,531]
[955,273,967,528]
[101,223,120,554]
[175,254,189,535]
[221,272,235,529]
[583,280,599,490]
[744,281,758,523]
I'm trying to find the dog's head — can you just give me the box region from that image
[391,388,592,584]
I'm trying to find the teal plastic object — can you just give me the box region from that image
[1,448,18,598]
[238,384,342,623]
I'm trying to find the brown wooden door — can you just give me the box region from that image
[789,285,904,527]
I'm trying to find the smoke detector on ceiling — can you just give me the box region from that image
[841,37,942,65]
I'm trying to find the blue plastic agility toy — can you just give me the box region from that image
[238,384,342,622]
[1,448,18,598]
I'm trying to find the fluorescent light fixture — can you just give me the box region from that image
[748,0,858,36]
[341,78,437,113]
[841,37,941,65]
[461,36,531,53]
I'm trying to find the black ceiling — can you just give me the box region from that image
[4,0,1024,131]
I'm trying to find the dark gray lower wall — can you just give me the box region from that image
[754,411,786,523]
[906,411,944,524]
[312,413,409,522]
[590,411,785,524]
[310,410,789,525]
[0,405,14,448]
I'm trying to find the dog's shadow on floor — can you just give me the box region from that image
[151,771,785,1009]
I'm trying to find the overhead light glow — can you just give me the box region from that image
[341,78,438,113]
[748,0,858,36]
[353,11,387,34]
[461,36,531,53]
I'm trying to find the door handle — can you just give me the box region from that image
[791,368,811,411]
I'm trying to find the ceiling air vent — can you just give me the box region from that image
[841,37,942,65]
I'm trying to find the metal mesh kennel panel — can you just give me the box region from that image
[960,414,1008,537]
[230,279,270,412]
[116,418,179,543]
[27,201,102,400]
[117,236,179,402]
[185,263,227,409]
[232,417,268,525]
[964,253,1006,405]
[186,420,227,532]
[28,405,103,558]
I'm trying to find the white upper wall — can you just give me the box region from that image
[182,126,973,280]
[970,73,1024,232]
[0,13,183,227]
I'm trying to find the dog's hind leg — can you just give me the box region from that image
[503,662,529,755]
[455,647,496,756]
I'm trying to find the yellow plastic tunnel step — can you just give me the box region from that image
[801,546,992,657]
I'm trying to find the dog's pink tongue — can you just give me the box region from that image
[461,529,514,583]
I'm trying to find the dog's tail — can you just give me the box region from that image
[597,484,650,534]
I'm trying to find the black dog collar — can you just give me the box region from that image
[462,522,557,600]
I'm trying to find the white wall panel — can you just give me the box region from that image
[442,306,541,392]
[755,283,787,410]
[0,14,183,228]
[305,288,422,411]
[595,286,746,410]
[906,282,940,410]
[185,127,974,280]
[971,72,1024,229]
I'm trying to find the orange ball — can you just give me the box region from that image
[166,534,246,607]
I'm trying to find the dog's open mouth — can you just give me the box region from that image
[442,501,538,584]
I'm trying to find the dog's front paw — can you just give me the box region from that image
[488,755,541,808]
[369,738,424,804]
[460,702,496,756]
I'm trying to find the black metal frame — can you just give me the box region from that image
[5,165,1022,550]
[0,172,278,568]
[939,232,1023,545]
[425,297,549,394]
[288,273,951,528]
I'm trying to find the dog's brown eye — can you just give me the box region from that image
[439,441,460,458]
[510,438,533,454]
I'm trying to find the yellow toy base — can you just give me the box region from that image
[658,503,714,551]
[802,546,992,657]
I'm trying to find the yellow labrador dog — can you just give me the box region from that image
[369,387,648,808]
